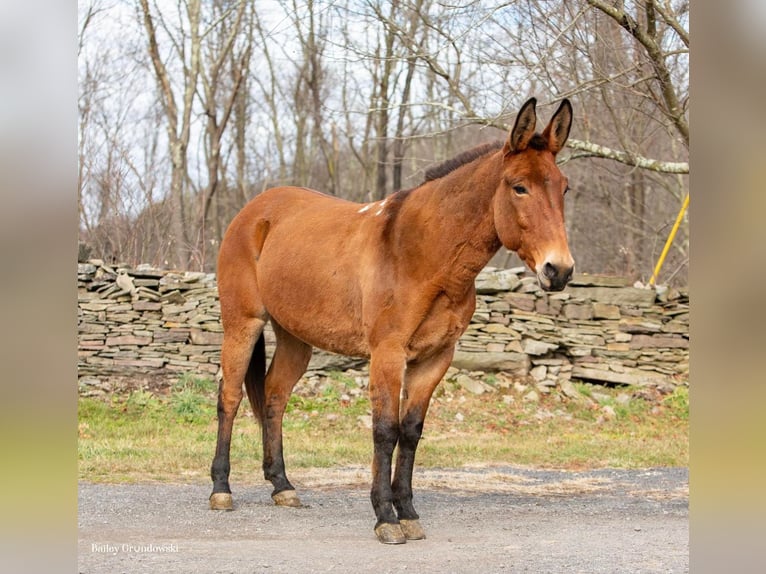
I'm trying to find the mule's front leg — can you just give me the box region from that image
[391,410,426,540]
[369,345,407,544]
[392,346,455,540]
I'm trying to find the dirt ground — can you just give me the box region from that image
[78,466,687,573]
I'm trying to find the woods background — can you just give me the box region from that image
[77,0,689,285]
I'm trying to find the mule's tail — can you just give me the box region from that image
[243,333,267,425]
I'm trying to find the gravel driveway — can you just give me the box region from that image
[78,466,688,573]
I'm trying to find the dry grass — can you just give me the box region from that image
[78,374,688,484]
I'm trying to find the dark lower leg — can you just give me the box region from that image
[210,449,232,494]
[392,415,424,520]
[262,411,294,496]
[259,322,311,499]
[211,394,239,495]
[391,348,453,524]
[370,419,400,527]
[211,319,261,500]
[367,343,407,542]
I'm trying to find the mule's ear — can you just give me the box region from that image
[542,98,573,155]
[507,97,537,153]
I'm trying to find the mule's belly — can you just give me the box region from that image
[256,234,371,358]
[273,309,371,358]
[260,273,371,357]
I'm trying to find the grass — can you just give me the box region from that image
[78,373,688,484]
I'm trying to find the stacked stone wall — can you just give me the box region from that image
[78,262,688,389]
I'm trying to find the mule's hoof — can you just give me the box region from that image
[399,519,426,540]
[374,522,407,545]
[209,492,233,510]
[272,489,302,507]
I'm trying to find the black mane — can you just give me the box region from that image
[423,134,550,184]
[423,140,504,182]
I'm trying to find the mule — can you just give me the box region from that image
[210,97,575,544]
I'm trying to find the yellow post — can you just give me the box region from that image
[649,193,689,286]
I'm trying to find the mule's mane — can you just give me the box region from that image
[422,133,550,184]
[424,141,504,183]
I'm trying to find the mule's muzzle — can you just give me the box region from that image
[539,261,574,292]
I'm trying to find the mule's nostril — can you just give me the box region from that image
[543,262,558,279]
[541,261,574,290]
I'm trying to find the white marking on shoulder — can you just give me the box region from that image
[358,204,372,214]
[374,198,388,216]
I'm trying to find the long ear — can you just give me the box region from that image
[541,98,572,155]
[507,97,537,153]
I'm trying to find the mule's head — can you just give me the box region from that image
[493,97,575,292]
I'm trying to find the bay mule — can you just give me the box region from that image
[210,97,575,544]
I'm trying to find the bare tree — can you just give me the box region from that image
[250,10,289,187]
[569,0,689,281]
[138,0,201,269]
[197,0,252,267]
[79,0,689,283]
[302,0,339,194]
[406,0,689,281]
[80,1,170,266]
[586,0,688,146]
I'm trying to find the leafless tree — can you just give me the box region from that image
[137,0,202,268]
[196,0,253,268]
[405,0,689,281]
[79,0,689,283]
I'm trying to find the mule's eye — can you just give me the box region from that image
[513,185,528,196]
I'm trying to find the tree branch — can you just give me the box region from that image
[586,0,688,147]
[459,111,689,175]
[654,0,689,48]
[563,138,688,174]
[138,0,178,132]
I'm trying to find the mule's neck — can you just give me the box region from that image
[394,150,504,298]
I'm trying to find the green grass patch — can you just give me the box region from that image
[78,376,688,484]
[662,386,689,421]
[169,375,218,424]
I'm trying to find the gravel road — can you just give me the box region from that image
[78,466,687,573]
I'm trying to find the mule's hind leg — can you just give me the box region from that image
[261,321,312,507]
[210,318,266,510]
